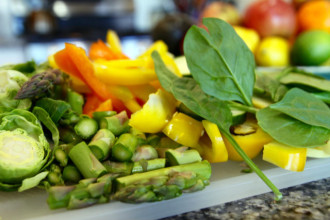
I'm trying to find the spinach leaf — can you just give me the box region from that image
[152,51,232,131]
[312,91,330,105]
[35,98,71,124]
[33,106,60,147]
[183,18,255,106]
[254,73,288,102]
[280,73,330,92]
[270,88,330,129]
[256,107,330,147]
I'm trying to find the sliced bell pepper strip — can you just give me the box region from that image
[107,85,142,113]
[83,94,103,116]
[263,142,307,172]
[223,117,273,161]
[94,62,158,86]
[198,120,228,163]
[138,40,168,59]
[127,84,157,103]
[106,29,123,54]
[94,99,113,112]
[129,89,177,133]
[53,49,81,79]
[89,40,117,61]
[64,43,126,112]
[162,112,204,148]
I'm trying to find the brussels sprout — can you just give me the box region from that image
[0,109,51,191]
[0,70,32,113]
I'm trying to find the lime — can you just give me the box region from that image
[255,37,290,67]
[291,30,330,66]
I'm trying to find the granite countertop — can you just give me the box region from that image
[161,177,330,220]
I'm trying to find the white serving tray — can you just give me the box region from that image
[1,157,330,220]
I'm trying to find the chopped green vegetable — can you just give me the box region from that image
[68,142,107,178]
[0,109,51,191]
[0,69,32,113]
[88,129,116,161]
[74,117,98,140]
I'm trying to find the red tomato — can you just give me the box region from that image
[243,0,297,38]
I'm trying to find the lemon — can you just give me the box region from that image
[291,30,330,66]
[233,26,260,54]
[255,37,290,67]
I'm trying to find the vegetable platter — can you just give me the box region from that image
[1,157,330,220]
[0,19,329,219]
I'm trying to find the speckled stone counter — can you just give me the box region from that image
[161,177,330,220]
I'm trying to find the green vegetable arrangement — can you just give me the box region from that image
[0,18,329,212]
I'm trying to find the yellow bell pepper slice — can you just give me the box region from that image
[162,112,204,147]
[223,117,273,161]
[49,54,92,94]
[107,85,142,113]
[263,142,307,172]
[127,84,157,103]
[198,120,228,163]
[94,62,157,86]
[106,29,122,53]
[129,89,177,133]
[306,140,330,158]
[138,40,168,58]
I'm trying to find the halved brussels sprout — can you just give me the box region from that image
[0,109,51,191]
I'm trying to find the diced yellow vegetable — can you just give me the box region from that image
[252,96,272,109]
[106,29,122,53]
[198,120,228,163]
[223,117,273,161]
[306,140,330,158]
[263,142,307,172]
[129,89,177,133]
[162,112,204,148]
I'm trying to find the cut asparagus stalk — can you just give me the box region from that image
[88,129,116,161]
[103,160,133,176]
[113,160,211,203]
[132,158,166,173]
[99,111,130,136]
[68,142,107,178]
[111,133,138,162]
[67,90,84,115]
[62,165,82,184]
[165,147,202,166]
[115,160,211,190]
[132,145,158,162]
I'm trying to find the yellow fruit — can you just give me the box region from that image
[233,26,260,54]
[255,37,290,66]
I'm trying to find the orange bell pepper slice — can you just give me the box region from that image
[64,43,126,112]
[83,94,102,116]
[89,39,129,61]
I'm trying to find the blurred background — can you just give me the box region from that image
[0,0,329,68]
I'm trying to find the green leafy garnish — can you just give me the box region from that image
[183,18,255,106]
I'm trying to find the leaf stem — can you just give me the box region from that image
[228,101,258,114]
[221,129,283,201]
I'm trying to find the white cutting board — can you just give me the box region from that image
[1,157,330,220]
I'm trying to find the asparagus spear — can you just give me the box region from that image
[15,69,63,99]
[113,160,211,203]
[47,174,115,209]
